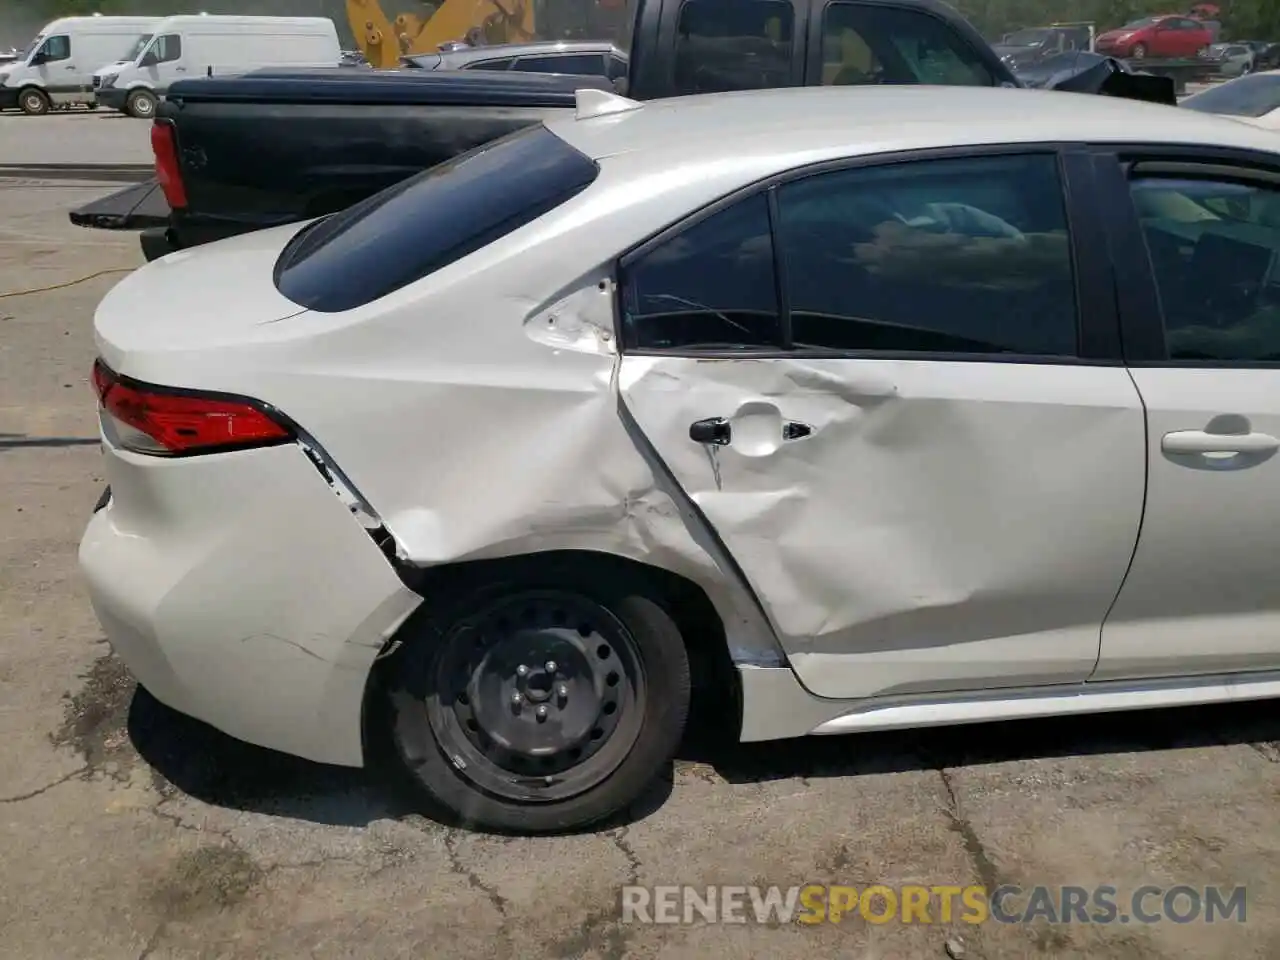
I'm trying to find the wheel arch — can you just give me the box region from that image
[360,548,746,761]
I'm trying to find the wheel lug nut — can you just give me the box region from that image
[511,692,523,705]
[545,660,557,672]
[556,683,568,698]
[516,664,529,677]
[536,705,548,720]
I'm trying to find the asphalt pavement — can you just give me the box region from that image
[0,108,153,167]
[3,113,1280,960]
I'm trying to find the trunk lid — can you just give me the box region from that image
[94,221,309,379]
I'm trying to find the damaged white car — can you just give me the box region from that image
[81,84,1280,832]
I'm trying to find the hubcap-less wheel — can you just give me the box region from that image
[426,591,646,803]
[19,89,49,115]
[128,92,156,118]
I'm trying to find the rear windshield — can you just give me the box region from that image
[274,126,599,313]
[1181,73,1280,117]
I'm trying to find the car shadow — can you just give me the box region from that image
[126,684,674,833]
[679,697,1280,784]
[127,682,1280,833]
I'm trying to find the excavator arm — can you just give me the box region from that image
[347,0,537,69]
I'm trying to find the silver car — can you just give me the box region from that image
[1208,42,1255,77]
[402,39,627,80]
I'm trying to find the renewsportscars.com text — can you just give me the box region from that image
[620,884,1247,925]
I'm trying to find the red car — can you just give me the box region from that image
[1095,14,1213,59]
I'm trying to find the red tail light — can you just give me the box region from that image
[92,359,291,457]
[151,120,188,210]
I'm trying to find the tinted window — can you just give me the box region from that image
[153,34,181,63]
[776,155,1077,355]
[275,126,598,313]
[1181,74,1280,117]
[513,54,606,75]
[1131,176,1280,362]
[465,57,514,70]
[674,0,794,94]
[822,2,994,86]
[40,35,70,61]
[621,193,780,350]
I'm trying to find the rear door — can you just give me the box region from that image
[1095,149,1280,681]
[616,146,1146,702]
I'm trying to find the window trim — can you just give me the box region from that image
[615,142,1115,364]
[1093,143,1280,368]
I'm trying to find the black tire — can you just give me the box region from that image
[125,89,157,119]
[18,87,50,116]
[383,569,691,833]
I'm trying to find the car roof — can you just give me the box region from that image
[438,40,621,64]
[548,85,1280,164]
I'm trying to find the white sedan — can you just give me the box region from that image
[81,84,1280,833]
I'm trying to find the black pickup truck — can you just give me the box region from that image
[72,0,1173,261]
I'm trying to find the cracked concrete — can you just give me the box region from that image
[6,133,1280,960]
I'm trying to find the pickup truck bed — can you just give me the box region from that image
[153,68,613,250]
[71,0,1172,259]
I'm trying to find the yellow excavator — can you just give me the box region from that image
[347,0,539,69]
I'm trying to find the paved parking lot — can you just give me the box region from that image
[0,109,152,167]
[5,117,1280,960]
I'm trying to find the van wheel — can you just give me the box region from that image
[18,88,50,116]
[125,89,157,119]
[383,573,691,833]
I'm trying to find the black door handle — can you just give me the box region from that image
[783,421,812,440]
[689,417,731,445]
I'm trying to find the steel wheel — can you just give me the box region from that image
[425,590,647,803]
[127,90,156,119]
[19,88,49,115]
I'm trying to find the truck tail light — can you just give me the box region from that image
[151,120,188,210]
[92,359,292,457]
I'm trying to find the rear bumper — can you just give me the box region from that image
[0,87,17,111]
[79,440,422,766]
[97,88,128,112]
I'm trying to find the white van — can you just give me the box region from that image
[94,16,342,119]
[0,16,161,115]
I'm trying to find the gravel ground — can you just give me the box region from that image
[3,151,1280,960]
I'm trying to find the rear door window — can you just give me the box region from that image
[1181,74,1280,117]
[464,57,515,70]
[673,0,795,94]
[820,2,995,85]
[512,54,607,75]
[274,126,599,313]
